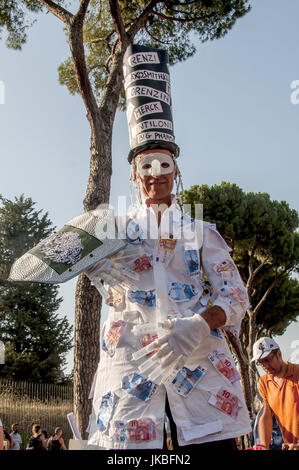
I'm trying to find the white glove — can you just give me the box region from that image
[161,314,211,357]
[85,258,139,298]
[131,315,210,384]
[131,325,184,384]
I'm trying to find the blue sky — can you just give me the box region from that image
[0,0,298,373]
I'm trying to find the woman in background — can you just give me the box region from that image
[47,427,67,451]
[3,430,15,450]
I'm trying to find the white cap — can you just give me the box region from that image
[251,337,280,362]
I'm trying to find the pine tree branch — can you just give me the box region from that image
[103,38,120,72]
[246,246,270,294]
[247,259,269,294]
[127,0,161,40]
[251,287,257,298]
[165,0,199,5]
[253,269,289,317]
[248,244,258,279]
[90,20,134,46]
[76,0,91,22]
[151,8,214,23]
[36,0,73,25]
[246,243,258,292]
[144,24,171,45]
[100,47,127,124]
[165,8,194,15]
[108,0,127,44]
[252,257,269,278]
[105,54,113,73]
[66,2,102,147]
[112,37,120,55]
[90,30,116,45]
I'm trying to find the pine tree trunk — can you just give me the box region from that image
[74,276,102,437]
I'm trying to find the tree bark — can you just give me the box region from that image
[74,276,102,437]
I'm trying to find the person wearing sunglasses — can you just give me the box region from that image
[252,337,299,450]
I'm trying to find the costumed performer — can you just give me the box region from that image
[85,44,251,450]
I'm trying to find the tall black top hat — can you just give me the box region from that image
[123,44,180,163]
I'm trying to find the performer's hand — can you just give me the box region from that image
[132,314,210,384]
[158,314,211,357]
[133,331,185,384]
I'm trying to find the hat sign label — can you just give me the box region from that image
[128,52,160,67]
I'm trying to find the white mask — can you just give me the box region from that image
[136,153,175,177]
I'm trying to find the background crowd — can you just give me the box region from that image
[0,421,67,451]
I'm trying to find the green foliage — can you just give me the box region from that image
[58,56,79,95]
[184,181,299,269]
[183,182,247,242]
[0,0,42,49]
[0,195,73,383]
[183,182,299,338]
[0,194,53,275]
[255,272,299,336]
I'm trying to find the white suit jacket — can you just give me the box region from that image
[87,199,251,449]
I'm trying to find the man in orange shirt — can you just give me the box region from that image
[252,337,299,450]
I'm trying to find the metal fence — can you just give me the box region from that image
[0,379,73,449]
